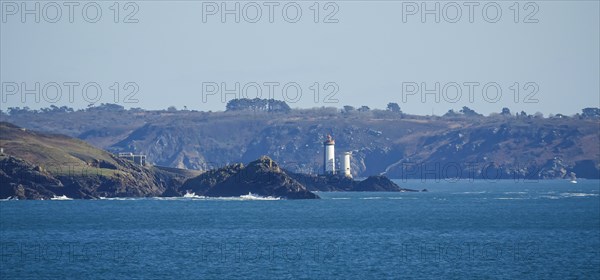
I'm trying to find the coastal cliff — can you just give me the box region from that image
[0,122,191,200]
[5,106,598,179]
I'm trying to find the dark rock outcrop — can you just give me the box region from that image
[180,156,319,199]
[287,172,416,192]
[0,155,61,199]
[354,175,410,192]
[287,173,355,191]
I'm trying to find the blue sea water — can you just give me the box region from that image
[1,180,599,279]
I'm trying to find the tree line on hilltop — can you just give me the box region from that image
[2,99,599,120]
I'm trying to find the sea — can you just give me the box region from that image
[1,180,599,279]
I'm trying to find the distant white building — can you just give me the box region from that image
[118,152,146,165]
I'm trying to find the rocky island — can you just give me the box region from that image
[179,156,319,199]
[287,172,418,192]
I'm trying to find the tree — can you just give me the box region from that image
[358,106,370,112]
[60,106,74,113]
[519,111,528,118]
[7,107,32,115]
[459,106,482,117]
[225,98,290,113]
[96,103,124,111]
[39,105,74,113]
[443,109,460,117]
[581,107,600,119]
[167,106,177,112]
[501,107,511,116]
[343,105,355,113]
[386,102,401,113]
[266,99,291,113]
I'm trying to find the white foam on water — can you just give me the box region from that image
[100,197,140,201]
[360,197,382,200]
[96,194,281,201]
[560,192,599,198]
[540,195,561,200]
[239,193,280,200]
[182,191,206,199]
[182,191,207,199]
[50,195,73,201]
[453,191,487,194]
[152,197,188,201]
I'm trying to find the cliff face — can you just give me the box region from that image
[5,109,600,179]
[0,155,61,199]
[0,123,191,200]
[383,122,600,180]
[180,156,319,199]
[0,153,191,200]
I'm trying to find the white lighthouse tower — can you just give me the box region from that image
[343,152,352,178]
[323,134,335,174]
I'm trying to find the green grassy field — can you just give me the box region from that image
[0,122,120,178]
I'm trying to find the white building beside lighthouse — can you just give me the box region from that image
[323,134,335,174]
[343,152,352,178]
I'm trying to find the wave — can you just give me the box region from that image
[99,197,141,201]
[98,195,281,201]
[239,192,280,201]
[494,193,599,200]
[182,191,206,199]
[453,191,487,194]
[360,197,382,200]
[50,195,73,201]
[560,192,599,198]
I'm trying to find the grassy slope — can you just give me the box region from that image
[0,122,121,178]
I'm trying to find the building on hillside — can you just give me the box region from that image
[118,152,147,166]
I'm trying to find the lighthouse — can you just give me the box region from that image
[323,134,335,174]
[343,152,352,178]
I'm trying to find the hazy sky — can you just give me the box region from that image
[1,1,599,115]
